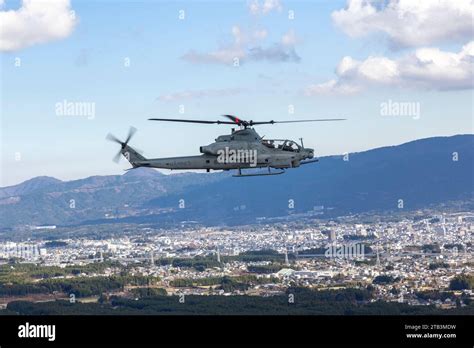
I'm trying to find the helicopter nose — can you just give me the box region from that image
[306,148,314,158]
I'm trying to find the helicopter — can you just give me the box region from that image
[107,115,345,177]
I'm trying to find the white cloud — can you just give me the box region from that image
[157,88,247,102]
[305,42,474,95]
[249,0,282,15]
[332,0,474,48]
[182,48,245,65]
[305,79,361,96]
[181,26,246,65]
[0,0,77,52]
[281,29,299,46]
[231,25,244,45]
[349,56,399,84]
[231,26,268,45]
[249,44,300,62]
[182,25,301,65]
[253,29,268,41]
[398,42,474,90]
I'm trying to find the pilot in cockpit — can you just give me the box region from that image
[263,140,275,148]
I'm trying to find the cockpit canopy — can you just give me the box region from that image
[262,139,301,152]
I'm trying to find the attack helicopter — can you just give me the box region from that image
[107,115,344,177]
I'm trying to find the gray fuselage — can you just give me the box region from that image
[123,128,314,171]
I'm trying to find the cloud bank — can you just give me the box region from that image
[182,26,301,65]
[306,0,474,95]
[332,0,473,48]
[305,42,474,95]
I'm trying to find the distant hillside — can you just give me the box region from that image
[0,168,226,228]
[143,134,474,224]
[0,135,472,228]
[0,176,62,199]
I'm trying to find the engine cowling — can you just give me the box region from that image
[200,143,250,156]
[200,145,220,155]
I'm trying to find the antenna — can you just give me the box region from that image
[299,138,304,148]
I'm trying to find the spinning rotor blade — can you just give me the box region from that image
[148,115,346,127]
[148,118,235,125]
[223,114,345,126]
[106,133,122,144]
[252,118,346,125]
[222,114,246,126]
[124,126,137,144]
[106,126,138,163]
[112,151,122,163]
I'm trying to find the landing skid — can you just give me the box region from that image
[233,167,285,177]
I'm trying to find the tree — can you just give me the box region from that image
[449,275,473,290]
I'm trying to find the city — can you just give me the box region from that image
[1,209,472,313]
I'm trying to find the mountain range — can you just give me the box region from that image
[1,134,472,229]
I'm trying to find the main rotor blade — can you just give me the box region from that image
[222,114,245,125]
[148,116,346,127]
[148,118,235,125]
[252,118,346,125]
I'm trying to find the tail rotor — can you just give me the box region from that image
[106,126,138,163]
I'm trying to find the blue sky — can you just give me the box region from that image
[1,0,473,186]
